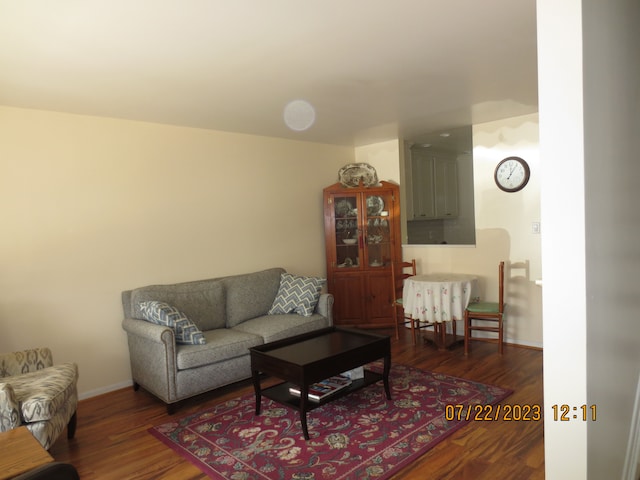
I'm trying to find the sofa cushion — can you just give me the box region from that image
[138,301,206,345]
[268,273,326,317]
[130,279,226,331]
[8,363,78,422]
[232,313,331,344]
[175,329,263,370]
[223,268,285,328]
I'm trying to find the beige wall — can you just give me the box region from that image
[354,115,542,348]
[404,113,542,347]
[0,105,353,398]
[0,106,542,399]
[355,115,542,348]
[354,139,401,184]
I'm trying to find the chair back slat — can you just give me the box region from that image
[391,259,416,302]
[498,261,505,313]
[391,259,423,343]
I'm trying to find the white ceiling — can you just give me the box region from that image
[0,0,538,147]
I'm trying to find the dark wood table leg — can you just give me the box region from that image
[300,386,310,440]
[252,369,262,415]
[449,320,465,349]
[382,352,392,400]
[439,323,447,350]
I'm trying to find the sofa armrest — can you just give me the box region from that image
[121,318,179,403]
[315,293,334,325]
[122,317,175,343]
[0,348,53,378]
[0,382,21,432]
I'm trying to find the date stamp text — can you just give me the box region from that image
[445,403,542,422]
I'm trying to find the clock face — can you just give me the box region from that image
[494,156,530,192]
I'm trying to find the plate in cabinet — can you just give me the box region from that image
[366,196,384,216]
[335,199,356,217]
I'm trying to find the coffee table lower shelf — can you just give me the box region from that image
[261,370,383,410]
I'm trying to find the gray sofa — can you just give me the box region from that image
[121,268,333,412]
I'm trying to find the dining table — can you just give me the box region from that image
[402,272,479,350]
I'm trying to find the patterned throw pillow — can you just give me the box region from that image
[138,301,206,345]
[268,273,326,317]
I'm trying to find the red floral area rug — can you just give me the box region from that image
[149,364,512,479]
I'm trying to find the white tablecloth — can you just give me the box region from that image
[403,273,479,323]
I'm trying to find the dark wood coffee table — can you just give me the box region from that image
[250,326,391,440]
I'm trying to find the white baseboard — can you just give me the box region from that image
[402,323,542,349]
[506,338,543,349]
[78,380,133,400]
[78,335,543,401]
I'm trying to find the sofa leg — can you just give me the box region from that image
[166,403,177,415]
[67,411,77,439]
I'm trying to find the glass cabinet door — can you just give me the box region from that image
[364,192,392,268]
[332,194,360,269]
[324,180,401,328]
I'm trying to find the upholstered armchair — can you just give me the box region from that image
[0,347,78,450]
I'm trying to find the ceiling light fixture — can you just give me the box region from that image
[283,100,316,131]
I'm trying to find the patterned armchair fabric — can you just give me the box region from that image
[0,348,78,450]
[0,348,54,376]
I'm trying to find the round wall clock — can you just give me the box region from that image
[494,156,531,192]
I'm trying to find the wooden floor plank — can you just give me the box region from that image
[48,328,544,479]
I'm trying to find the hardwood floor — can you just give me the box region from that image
[49,328,544,479]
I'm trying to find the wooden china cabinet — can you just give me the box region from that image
[323,180,402,328]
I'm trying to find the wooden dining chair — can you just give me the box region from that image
[391,259,435,345]
[391,259,417,343]
[464,261,506,355]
